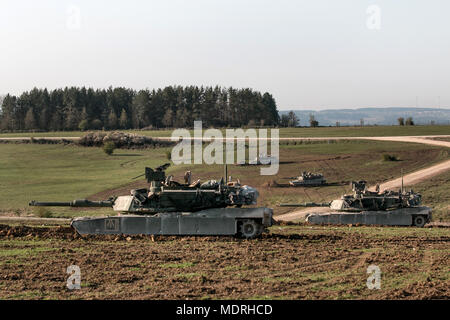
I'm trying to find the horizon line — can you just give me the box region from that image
[279,106,450,111]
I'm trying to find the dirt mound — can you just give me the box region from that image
[0,224,342,242]
[0,224,77,239]
[263,232,343,241]
[273,220,302,226]
[263,180,280,187]
[77,132,175,149]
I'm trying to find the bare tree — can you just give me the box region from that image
[309,114,319,127]
[405,117,414,126]
[288,111,299,127]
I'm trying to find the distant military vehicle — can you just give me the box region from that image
[238,153,277,166]
[279,180,431,227]
[289,171,326,187]
[30,164,273,238]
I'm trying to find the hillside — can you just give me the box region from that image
[280,107,450,126]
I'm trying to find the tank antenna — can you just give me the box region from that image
[401,168,404,194]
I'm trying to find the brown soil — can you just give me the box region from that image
[0,224,76,239]
[0,224,448,300]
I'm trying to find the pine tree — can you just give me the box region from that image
[119,109,128,129]
[1,94,16,130]
[39,108,49,130]
[162,109,174,127]
[65,107,79,130]
[107,110,118,129]
[24,108,36,130]
[131,90,149,129]
[0,113,11,130]
[80,107,89,122]
[50,110,62,131]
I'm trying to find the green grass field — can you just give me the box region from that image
[0,139,449,220]
[276,125,450,137]
[414,170,450,222]
[0,144,172,214]
[0,125,449,139]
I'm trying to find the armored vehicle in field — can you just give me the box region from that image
[279,180,431,227]
[249,154,277,165]
[289,171,326,187]
[238,154,277,166]
[29,164,273,238]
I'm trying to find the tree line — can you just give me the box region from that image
[0,86,279,131]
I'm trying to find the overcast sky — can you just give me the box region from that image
[1,0,449,110]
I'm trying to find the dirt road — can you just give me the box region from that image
[1,134,450,144]
[358,136,450,149]
[376,159,450,191]
[276,136,450,222]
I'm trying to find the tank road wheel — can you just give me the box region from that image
[413,215,426,228]
[239,219,262,239]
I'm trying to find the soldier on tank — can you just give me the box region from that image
[184,171,192,185]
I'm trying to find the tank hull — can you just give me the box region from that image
[71,207,273,237]
[305,206,432,227]
[289,179,326,187]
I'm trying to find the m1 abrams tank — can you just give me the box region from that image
[279,180,431,227]
[289,171,326,187]
[238,154,277,166]
[29,164,273,238]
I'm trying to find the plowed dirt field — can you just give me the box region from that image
[0,223,448,300]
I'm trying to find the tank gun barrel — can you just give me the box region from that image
[29,200,113,208]
[132,173,145,180]
[278,202,330,207]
